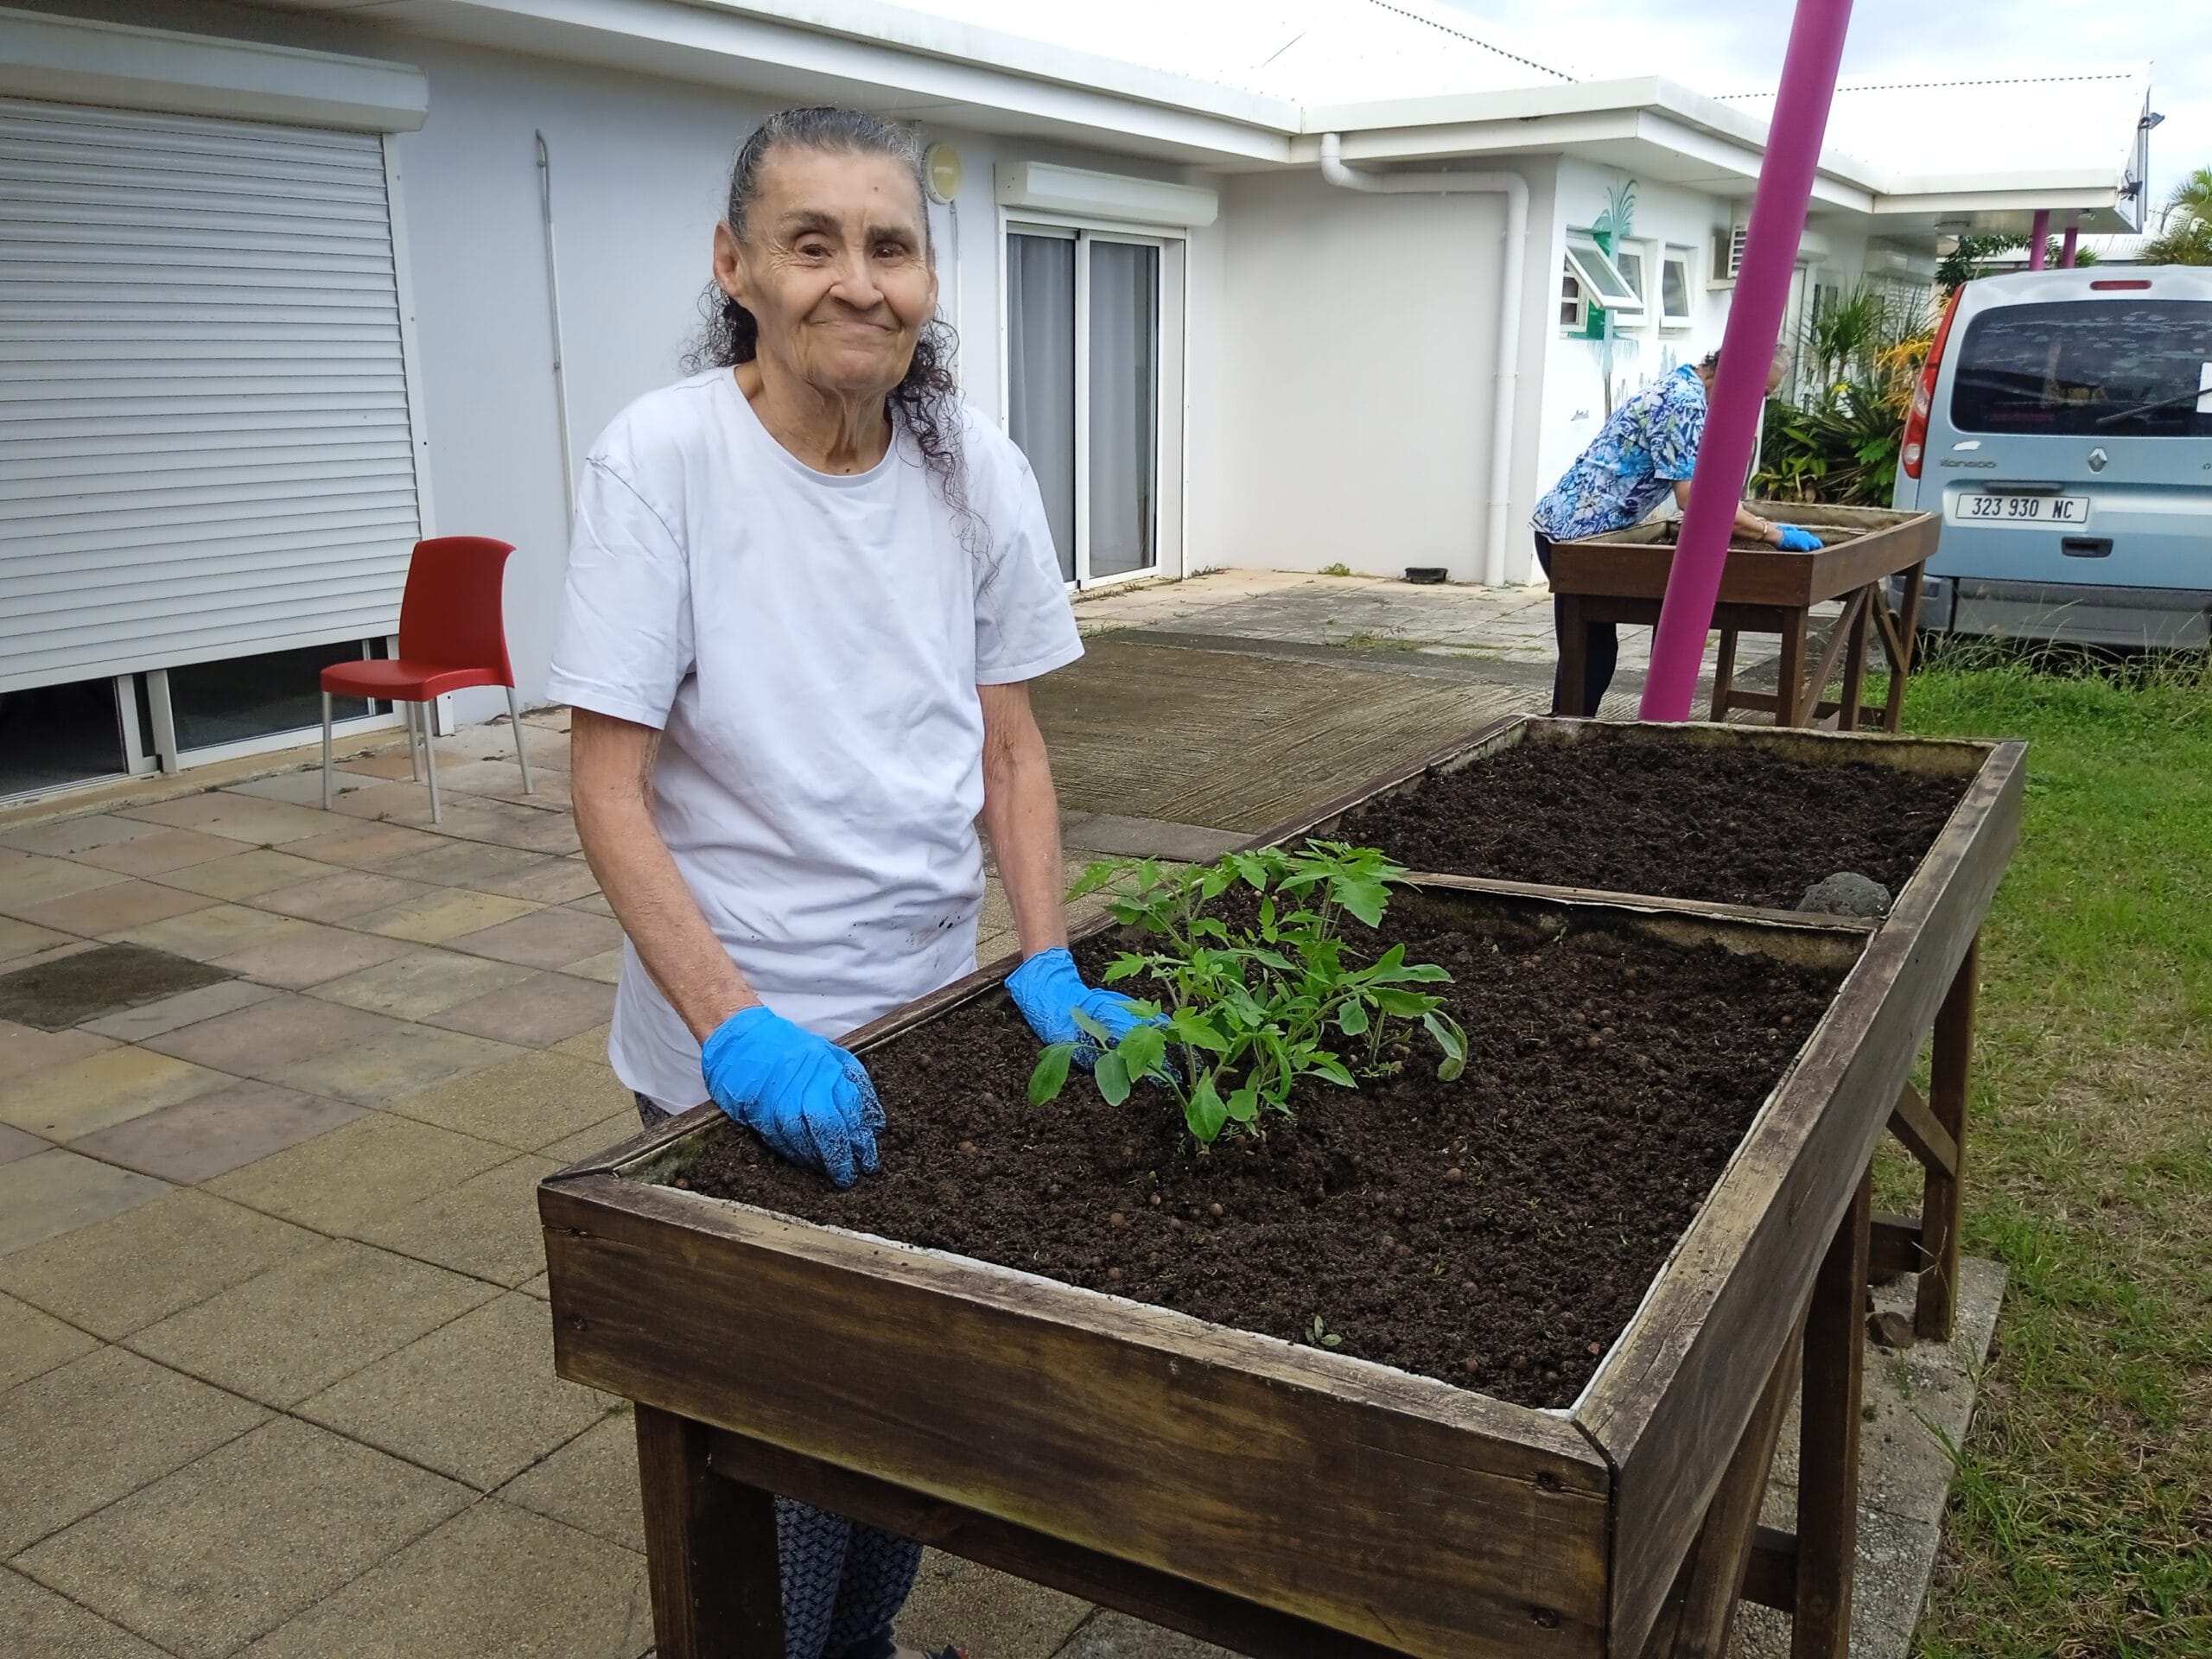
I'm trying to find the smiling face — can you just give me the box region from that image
[713,145,938,402]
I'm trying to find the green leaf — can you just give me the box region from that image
[1027,1044,1074,1105]
[1424,1010,1467,1083]
[1225,1079,1262,1122]
[1229,851,1271,891]
[1370,987,1439,1017]
[1168,1011,1232,1054]
[1071,1008,1113,1046]
[1119,1024,1169,1081]
[1332,877,1390,928]
[1307,1053,1357,1088]
[1185,1074,1229,1141]
[1337,999,1370,1036]
[1321,1332,1343,1348]
[1258,895,1278,939]
[1094,1050,1133,1106]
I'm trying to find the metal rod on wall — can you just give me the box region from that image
[536,130,576,523]
[1638,0,1857,721]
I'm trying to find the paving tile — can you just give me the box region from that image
[120,792,340,846]
[424,758,538,799]
[0,1017,116,1082]
[0,853,126,912]
[325,777,458,820]
[79,977,281,1042]
[68,827,245,876]
[266,1023,524,1106]
[128,1237,498,1408]
[0,1046,231,1141]
[394,839,556,891]
[300,1292,609,1491]
[0,812,171,859]
[0,1187,317,1339]
[0,914,77,966]
[564,946,625,984]
[206,1110,517,1234]
[225,766,381,805]
[334,747,423,781]
[0,1345,267,1556]
[0,1120,46,1165]
[0,1150,170,1255]
[449,906,621,969]
[309,948,536,1020]
[351,887,544,944]
[563,890,614,917]
[516,1269,550,1300]
[538,1109,647,1167]
[0,1289,99,1392]
[386,1050,635,1153]
[0,1563,168,1658]
[281,819,451,871]
[153,847,335,899]
[902,1552,1095,1659]
[144,993,399,1081]
[253,867,433,923]
[67,1080,365,1185]
[235,1498,649,1659]
[211,921,415,989]
[0,940,233,1031]
[109,903,310,963]
[356,1154,560,1287]
[12,878,214,938]
[429,970,614,1047]
[550,1020,612,1061]
[495,1408,643,1552]
[15,1416,474,1659]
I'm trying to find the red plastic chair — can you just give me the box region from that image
[321,536,531,824]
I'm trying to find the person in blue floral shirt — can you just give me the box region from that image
[1531,345,1820,715]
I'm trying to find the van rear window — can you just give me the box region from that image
[1950,300,2212,437]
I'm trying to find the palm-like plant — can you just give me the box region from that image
[2142,166,2212,265]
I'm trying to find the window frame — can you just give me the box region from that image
[1659,243,1697,329]
[1564,232,1644,317]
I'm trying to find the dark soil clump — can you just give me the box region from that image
[674,903,1842,1409]
[1345,734,1965,909]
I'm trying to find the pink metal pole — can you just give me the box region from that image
[2061,216,2079,268]
[1638,0,1857,722]
[2028,208,2050,270]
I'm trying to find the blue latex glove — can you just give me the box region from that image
[1775,524,1824,552]
[1007,947,1153,1065]
[700,1006,882,1188]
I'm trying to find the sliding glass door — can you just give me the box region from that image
[1006,224,1176,587]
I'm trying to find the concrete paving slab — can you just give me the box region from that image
[0,1288,99,1392]
[128,1236,499,1408]
[0,1565,167,1658]
[537,1109,641,1166]
[110,904,315,965]
[0,941,233,1031]
[0,1018,115,1082]
[477,856,601,905]
[14,1414,474,1659]
[566,890,616,916]
[350,887,545,945]
[448,906,623,969]
[264,1022,525,1106]
[121,792,340,846]
[67,828,245,877]
[153,848,335,900]
[0,853,128,912]
[209,921,416,989]
[224,766,382,806]
[356,1153,562,1287]
[0,1188,317,1339]
[0,1344,267,1556]
[392,838,557,891]
[0,1149,170,1255]
[0,915,76,968]
[494,1408,643,1552]
[0,812,173,859]
[386,1049,635,1153]
[12,877,215,938]
[79,977,281,1043]
[311,947,538,1020]
[66,1079,364,1185]
[205,1110,517,1235]
[0,1046,231,1141]
[902,1554,1094,1659]
[278,820,450,874]
[234,1498,650,1659]
[550,1021,613,1061]
[0,1120,44,1165]
[143,991,400,1080]
[428,969,615,1047]
[252,867,434,924]
[565,947,625,984]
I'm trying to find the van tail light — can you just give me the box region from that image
[1902,288,1963,480]
[2091,279,2153,289]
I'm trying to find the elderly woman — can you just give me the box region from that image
[548,106,1146,1659]
[1530,345,1821,716]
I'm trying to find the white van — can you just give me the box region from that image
[1893,267,2212,648]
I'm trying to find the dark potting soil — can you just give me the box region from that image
[674,906,1842,1410]
[1344,734,1966,909]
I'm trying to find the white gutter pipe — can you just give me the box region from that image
[1319,132,1527,587]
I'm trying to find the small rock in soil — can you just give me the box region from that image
[1798,872,1893,918]
[1445,1166,1465,1185]
[1868,1310,1916,1350]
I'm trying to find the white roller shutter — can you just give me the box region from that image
[0,96,424,695]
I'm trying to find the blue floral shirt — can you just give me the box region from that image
[1531,365,1707,541]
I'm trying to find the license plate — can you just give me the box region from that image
[1953,492,2090,525]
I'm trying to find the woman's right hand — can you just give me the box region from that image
[701,1006,883,1187]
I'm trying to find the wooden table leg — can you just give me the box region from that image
[1792,1173,1871,1659]
[1556,594,1590,717]
[1708,628,1738,722]
[1880,561,1926,734]
[636,1404,784,1659]
[1837,588,1873,734]
[1774,610,1811,728]
[1915,933,1978,1339]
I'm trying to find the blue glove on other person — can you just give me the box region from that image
[700,1006,882,1188]
[1775,524,1824,552]
[1007,947,1152,1065]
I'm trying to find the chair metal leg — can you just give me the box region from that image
[321,693,334,810]
[404,700,423,782]
[505,684,535,796]
[423,702,443,825]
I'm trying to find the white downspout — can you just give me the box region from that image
[1319,132,1527,588]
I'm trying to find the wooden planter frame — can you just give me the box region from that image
[542,718,2020,1659]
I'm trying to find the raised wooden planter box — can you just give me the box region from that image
[541,722,2020,1658]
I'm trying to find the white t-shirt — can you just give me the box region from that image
[545,367,1083,1109]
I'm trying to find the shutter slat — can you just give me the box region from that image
[0,98,422,695]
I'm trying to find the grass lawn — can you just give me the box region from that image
[1891,653,2211,1657]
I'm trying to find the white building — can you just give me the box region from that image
[0,0,2150,798]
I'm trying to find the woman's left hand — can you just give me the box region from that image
[1007,947,1154,1066]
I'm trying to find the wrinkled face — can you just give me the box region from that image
[713,146,937,399]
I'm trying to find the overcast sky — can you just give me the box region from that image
[1452,1,2211,224]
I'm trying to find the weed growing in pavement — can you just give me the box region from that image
[1027,842,1467,1145]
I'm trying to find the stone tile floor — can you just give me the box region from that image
[0,574,1970,1659]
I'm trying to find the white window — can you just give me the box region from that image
[1003,220,1185,588]
[1660,245,1697,328]
[1611,240,1656,331]
[1564,232,1643,316]
[1559,267,1588,331]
